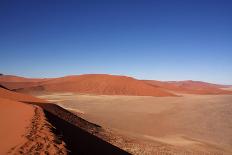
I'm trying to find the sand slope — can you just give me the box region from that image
[0,87,67,154]
[0,98,34,154]
[1,74,231,96]
[0,75,47,83]
[18,74,176,97]
[0,75,49,90]
[0,87,45,103]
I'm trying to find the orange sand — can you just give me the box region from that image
[0,98,34,154]
[0,87,45,103]
[16,74,176,97]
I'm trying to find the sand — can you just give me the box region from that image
[6,74,176,96]
[37,92,232,154]
[1,74,232,154]
[0,75,49,90]
[0,88,67,154]
[0,98,34,154]
[2,74,231,96]
[0,87,45,103]
[0,75,48,83]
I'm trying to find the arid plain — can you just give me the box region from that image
[38,92,232,154]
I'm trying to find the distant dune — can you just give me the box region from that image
[1,74,231,96]
[0,75,49,90]
[0,75,48,83]
[0,86,45,103]
[18,74,176,97]
[144,80,232,95]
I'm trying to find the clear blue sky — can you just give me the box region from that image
[0,0,231,84]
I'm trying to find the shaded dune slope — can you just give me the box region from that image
[27,101,131,155]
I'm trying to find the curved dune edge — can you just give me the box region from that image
[11,105,67,154]
[0,97,67,154]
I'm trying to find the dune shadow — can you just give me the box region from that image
[24,101,131,155]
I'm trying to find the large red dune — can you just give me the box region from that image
[22,74,176,97]
[144,80,232,95]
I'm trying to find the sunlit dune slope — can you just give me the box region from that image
[0,98,34,154]
[19,74,176,97]
[2,74,231,96]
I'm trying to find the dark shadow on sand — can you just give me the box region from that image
[25,101,131,155]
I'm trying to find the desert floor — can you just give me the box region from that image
[37,93,232,154]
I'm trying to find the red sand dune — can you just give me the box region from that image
[144,80,232,95]
[19,74,176,97]
[0,75,48,83]
[0,75,49,90]
[0,82,42,90]
[1,74,231,96]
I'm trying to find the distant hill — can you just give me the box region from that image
[0,75,49,90]
[12,74,176,97]
[144,80,232,95]
[1,74,231,96]
[0,75,48,82]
